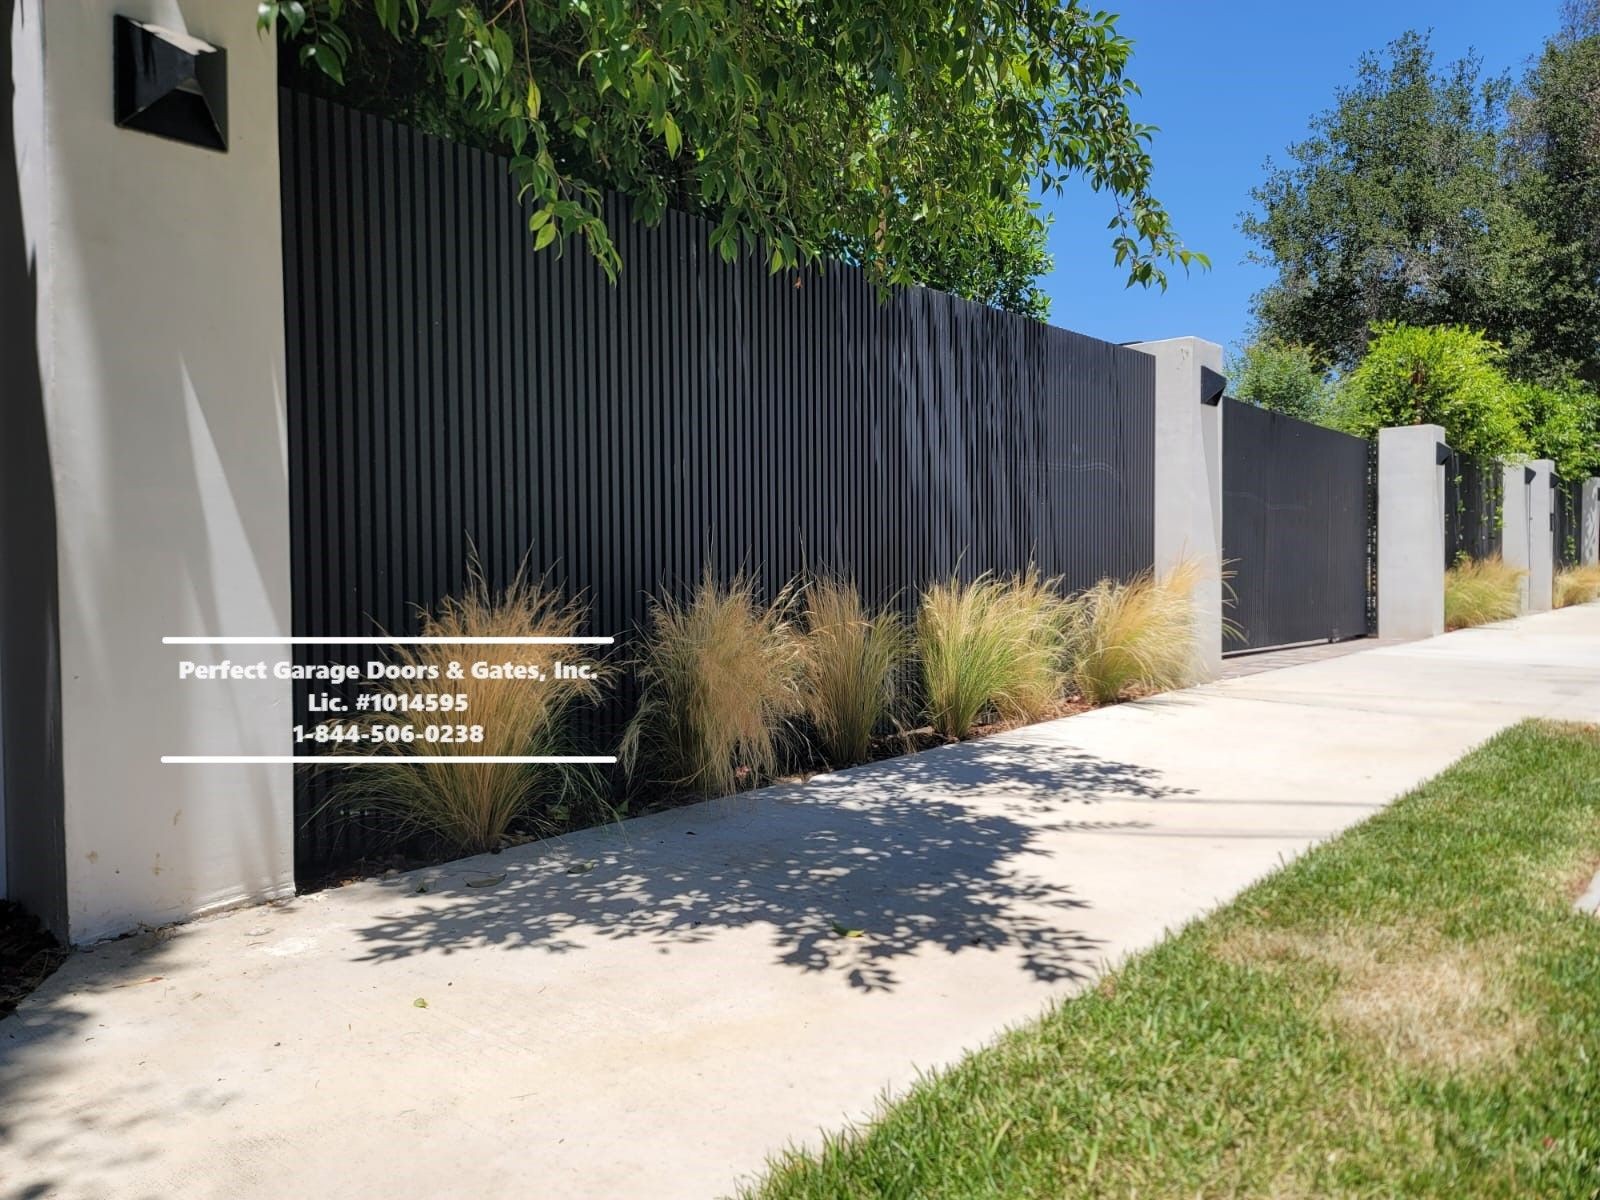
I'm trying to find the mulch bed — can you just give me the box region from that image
[0,901,68,1019]
[796,694,1099,774]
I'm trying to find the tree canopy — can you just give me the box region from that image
[261,1,1205,319]
[1503,12,1600,385]
[1240,33,1530,374]
[1241,17,1600,471]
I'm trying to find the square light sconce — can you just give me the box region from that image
[114,15,227,151]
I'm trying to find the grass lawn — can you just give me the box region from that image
[743,720,1600,1199]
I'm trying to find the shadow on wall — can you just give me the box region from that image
[0,0,68,935]
[346,737,1192,993]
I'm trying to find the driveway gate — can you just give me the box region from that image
[1222,399,1374,653]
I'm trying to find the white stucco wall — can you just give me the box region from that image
[36,0,292,941]
[1377,425,1446,639]
[1127,337,1224,681]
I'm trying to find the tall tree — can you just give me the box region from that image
[262,1,1204,319]
[1562,0,1600,39]
[1504,14,1600,384]
[1241,32,1532,372]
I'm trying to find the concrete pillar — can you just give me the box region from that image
[9,1,292,941]
[1503,464,1534,613]
[1527,460,1556,612]
[1128,337,1224,682]
[1580,478,1600,566]
[1377,425,1446,639]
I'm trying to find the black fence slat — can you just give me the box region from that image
[1222,399,1372,653]
[1554,478,1584,568]
[1444,453,1504,567]
[280,90,1158,879]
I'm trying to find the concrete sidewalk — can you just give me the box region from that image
[5,606,1599,1200]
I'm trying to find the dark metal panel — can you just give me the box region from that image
[1222,399,1372,653]
[1444,452,1504,566]
[280,89,1158,878]
[1554,478,1584,567]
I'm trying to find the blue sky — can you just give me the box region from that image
[1039,0,1567,356]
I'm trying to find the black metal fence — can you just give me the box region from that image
[1221,399,1374,654]
[1444,452,1503,566]
[279,90,1157,878]
[1554,477,1584,568]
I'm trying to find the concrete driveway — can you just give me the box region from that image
[4,605,1599,1200]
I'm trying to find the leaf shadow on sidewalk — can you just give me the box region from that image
[348,737,1192,992]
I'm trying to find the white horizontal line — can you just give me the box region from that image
[162,636,614,645]
[161,755,618,765]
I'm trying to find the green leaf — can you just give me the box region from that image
[269,0,1195,314]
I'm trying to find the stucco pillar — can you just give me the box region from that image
[11,1,293,941]
[1128,337,1224,682]
[1503,464,1535,614]
[1377,425,1446,639]
[1578,478,1600,567]
[1516,457,1555,611]
[1526,460,1556,612]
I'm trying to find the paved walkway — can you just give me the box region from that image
[4,607,1599,1200]
[1217,635,1409,679]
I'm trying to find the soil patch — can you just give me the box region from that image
[0,900,68,1019]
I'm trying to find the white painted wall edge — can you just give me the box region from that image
[39,1,294,942]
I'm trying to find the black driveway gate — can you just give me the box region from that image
[1222,399,1374,653]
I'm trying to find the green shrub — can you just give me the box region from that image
[1339,324,1530,460]
[1226,339,1333,421]
[338,564,604,856]
[1514,379,1600,482]
[621,572,802,796]
[1444,556,1524,629]
[1063,560,1200,704]
[916,572,1066,740]
[797,578,909,766]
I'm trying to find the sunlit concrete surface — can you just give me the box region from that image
[4,605,1598,1200]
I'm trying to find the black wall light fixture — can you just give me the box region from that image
[1200,365,1227,406]
[113,15,227,151]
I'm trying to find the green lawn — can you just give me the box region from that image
[743,720,1600,1199]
